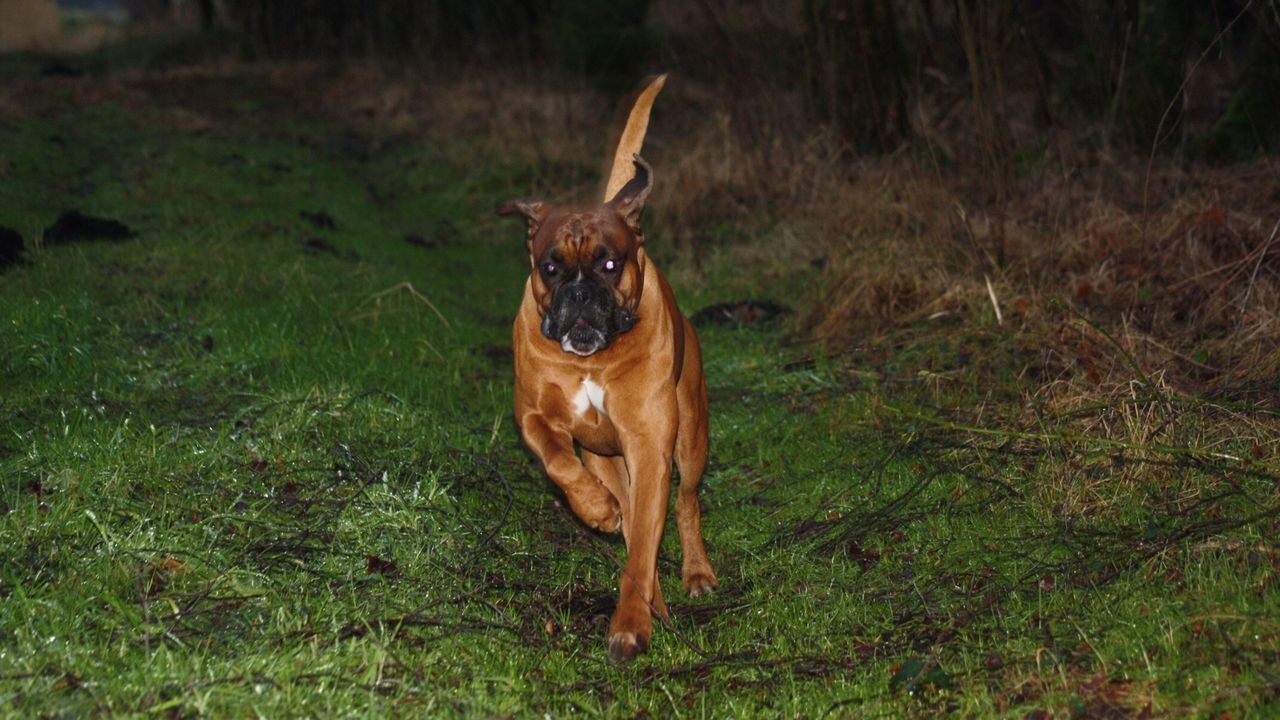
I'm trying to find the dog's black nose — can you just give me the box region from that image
[564,282,592,305]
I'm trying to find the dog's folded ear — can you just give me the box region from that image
[607,155,652,235]
[497,198,547,237]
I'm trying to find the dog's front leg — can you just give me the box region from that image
[607,425,675,661]
[520,413,621,533]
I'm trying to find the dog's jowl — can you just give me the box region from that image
[498,76,717,662]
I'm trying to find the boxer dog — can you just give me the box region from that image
[498,75,717,661]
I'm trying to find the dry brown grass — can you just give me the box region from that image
[797,142,1279,522]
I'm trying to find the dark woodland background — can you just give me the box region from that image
[196,0,1279,163]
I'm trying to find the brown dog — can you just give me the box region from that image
[498,76,717,661]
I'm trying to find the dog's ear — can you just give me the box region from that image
[606,155,652,234]
[496,198,547,238]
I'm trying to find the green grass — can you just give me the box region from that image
[2,64,1278,718]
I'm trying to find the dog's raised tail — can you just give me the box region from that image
[603,74,667,203]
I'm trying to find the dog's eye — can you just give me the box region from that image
[602,259,619,273]
[541,262,558,276]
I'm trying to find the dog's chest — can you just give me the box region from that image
[572,378,607,417]
[560,376,619,456]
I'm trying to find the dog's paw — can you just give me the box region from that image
[607,631,649,663]
[597,502,622,533]
[608,598,654,662]
[565,483,622,533]
[683,571,718,598]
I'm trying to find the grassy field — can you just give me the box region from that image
[2,52,1279,718]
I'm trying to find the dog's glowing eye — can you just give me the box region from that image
[603,259,618,272]
[542,262,557,276]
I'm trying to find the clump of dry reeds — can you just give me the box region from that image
[803,153,1280,382]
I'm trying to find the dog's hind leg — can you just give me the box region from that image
[674,329,719,597]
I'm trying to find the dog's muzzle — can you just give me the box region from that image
[542,280,636,356]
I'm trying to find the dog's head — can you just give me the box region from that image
[499,156,652,357]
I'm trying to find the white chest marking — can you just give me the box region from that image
[572,379,607,417]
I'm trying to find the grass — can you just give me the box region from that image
[2,52,1279,718]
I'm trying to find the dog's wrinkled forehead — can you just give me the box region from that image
[531,207,634,262]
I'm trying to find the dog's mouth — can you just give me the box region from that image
[541,291,636,358]
[561,318,608,356]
